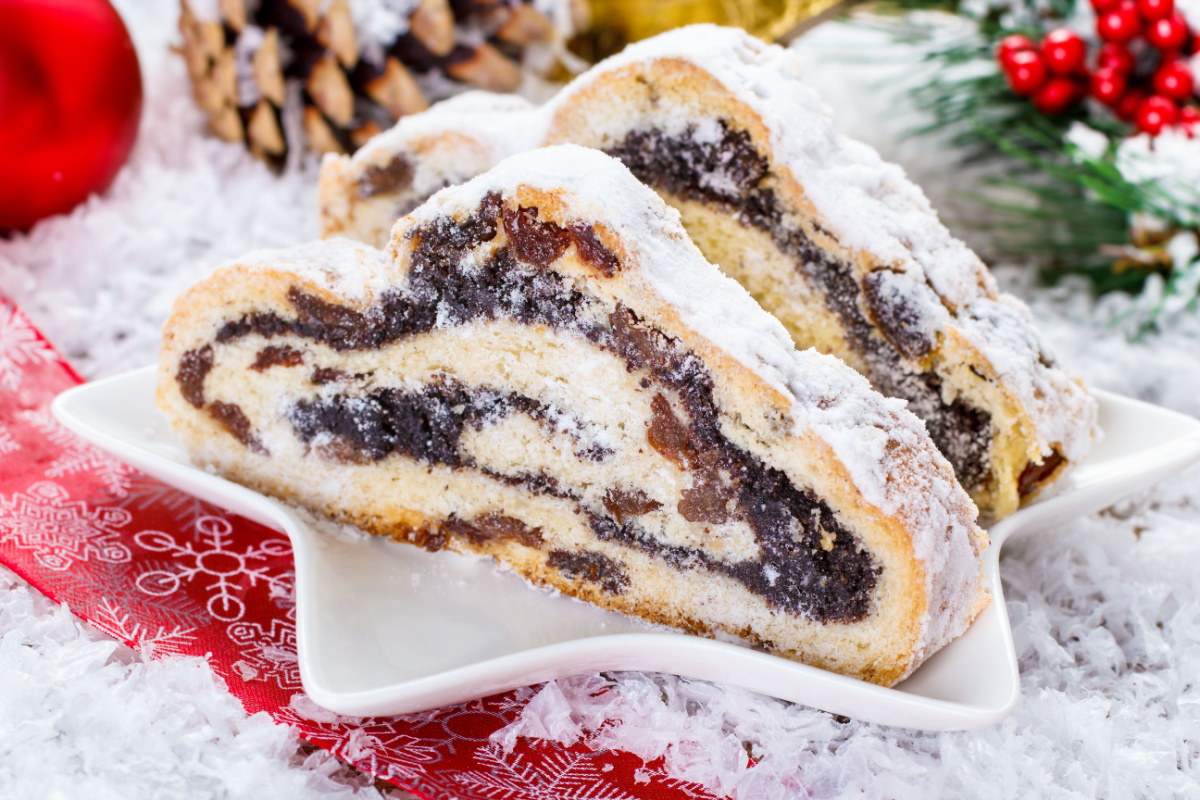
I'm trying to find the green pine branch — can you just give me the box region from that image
[863,2,1200,328]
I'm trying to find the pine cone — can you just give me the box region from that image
[177,0,584,166]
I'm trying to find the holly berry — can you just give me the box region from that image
[1146,12,1189,50]
[1116,88,1149,120]
[1180,104,1200,134]
[1135,0,1174,20]
[1136,94,1179,133]
[1041,29,1088,74]
[995,7,1199,137]
[1034,77,1085,114]
[1092,66,1130,104]
[1098,2,1144,43]
[997,34,1036,68]
[1152,60,1196,97]
[1004,50,1049,95]
[1097,42,1137,73]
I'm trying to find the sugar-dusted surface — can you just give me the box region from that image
[412,147,961,519]
[353,91,546,172]
[411,145,984,660]
[553,24,1096,465]
[226,238,394,304]
[2,5,1200,798]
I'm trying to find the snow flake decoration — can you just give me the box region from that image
[360,732,445,773]
[18,408,132,497]
[0,299,58,392]
[450,743,642,800]
[339,730,449,785]
[0,424,18,456]
[273,697,454,782]
[0,481,132,570]
[227,618,302,689]
[91,596,198,658]
[133,515,293,622]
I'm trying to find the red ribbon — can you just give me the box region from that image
[0,289,713,800]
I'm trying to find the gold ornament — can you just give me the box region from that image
[575,0,847,60]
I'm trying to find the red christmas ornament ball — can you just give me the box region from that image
[1136,94,1179,133]
[1135,0,1174,20]
[1041,28,1088,74]
[1098,1,1144,42]
[1152,60,1196,98]
[0,0,142,231]
[1146,12,1190,50]
[1005,50,1049,95]
[1092,66,1129,104]
[1034,77,1085,114]
[1091,0,1123,13]
[1097,42,1137,73]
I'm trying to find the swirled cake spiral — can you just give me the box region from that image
[317,26,1099,519]
[160,145,988,686]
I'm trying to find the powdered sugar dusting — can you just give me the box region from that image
[230,238,392,304]
[559,24,1097,464]
[354,91,546,171]
[410,146,832,407]
[412,145,984,661]
[782,350,985,661]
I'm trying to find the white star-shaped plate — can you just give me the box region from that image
[53,366,1200,730]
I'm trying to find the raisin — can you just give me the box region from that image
[357,154,414,199]
[250,345,304,371]
[503,205,572,267]
[602,488,662,525]
[177,345,214,408]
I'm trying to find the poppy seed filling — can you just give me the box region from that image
[180,193,881,623]
[606,123,995,493]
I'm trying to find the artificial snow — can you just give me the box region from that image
[1,3,1200,798]
[0,567,384,799]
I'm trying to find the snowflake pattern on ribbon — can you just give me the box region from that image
[19,409,133,498]
[0,297,57,391]
[0,288,716,800]
[451,744,644,800]
[134,515,293,622]
[91,596,199,658]
[0,481,133,571]
[274,698,449,784]
[228,618,302,689]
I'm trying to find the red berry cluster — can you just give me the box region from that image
[996,0,1200,136]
